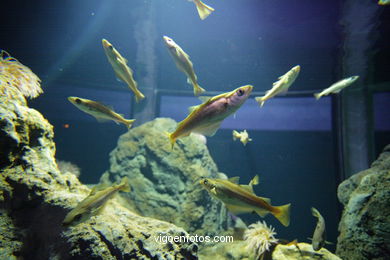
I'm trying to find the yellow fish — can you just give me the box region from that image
[102,39,145,103]
[200,176,291,227]
[163,36,206,96]
[68,96,135,129]
[190,0,215,20]
[378,0,390,5]
[255,65,300,107]
[168,85,253,148]
[232,130,252,146]
[63,177,130,225]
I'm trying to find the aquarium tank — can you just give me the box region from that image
[0,0,389,259]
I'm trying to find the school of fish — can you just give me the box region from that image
[59,2,375,252]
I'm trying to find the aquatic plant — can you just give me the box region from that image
[243,221,279,258]
[0,50,42,98]
[57,160,81,177]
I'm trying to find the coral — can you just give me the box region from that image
[57,160,81,177]
[243,221,278,258]
[0,50,42,99]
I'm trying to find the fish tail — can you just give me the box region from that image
[314,93,321,100]
[311,207,320,218]
[119,177,131,192]
[272,203,291,227]
[135,92,145,103]
[124,119,136,130]
[255,97,265,107]
[166,131,176,150]
[193,0,215,20]
[232,130,238,140]
[193,83,206,96]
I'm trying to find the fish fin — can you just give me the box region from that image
[314,93,322,100]
[90,183,110,194]
[93,115,111,123]
[188,105,200,113]
[240,185,255,194]
[124,119,135,130]
[225,204,252,215]
[253,208,270,217]
[307,237,313,241]
[325,240,334,245]
[119,177,131,192]
[333,88,343,93]
[193,83,205,96]
[258,196,271,204]
[278,87,289,95]
[196,121,221,136]
[193,0,215,20]
[249,175,259,186]
[210,187,217,195]
[228,177,240,184]
[166,131,176,150]
[198,96,211,103]
[255,97,265,107]
[272,203,291,227]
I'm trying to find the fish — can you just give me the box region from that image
[190,0,215,20]
[68,96,135,129]
[255,65,300,107]
[167,85,253,148]
[63,177,131,225]
[200,175,291,227]
[378,0,390,5]
[163,36,206,96]
[232,130,252,146]
[310,207,326,251]
[313,76,359,100]
[102,39,145,103]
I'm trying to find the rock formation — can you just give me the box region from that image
[336,145,390,260]
[199,241,341,260]
[100,117,233,236]
[0,86,197,259]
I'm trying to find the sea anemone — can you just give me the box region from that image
[243,221,279,257]
[0,50,42,98]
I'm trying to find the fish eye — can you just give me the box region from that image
[108,45,113,50]
[237,89,244,96]
[75,98,81,104]
[203,179,208,184]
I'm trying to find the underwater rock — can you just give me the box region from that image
[198,241,250,260]
[0,87,197,259]
[272,243,341,260]
[336,145,390,260]
[100,117,233,235]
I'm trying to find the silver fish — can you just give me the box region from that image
[311,207,326,251]
[163,36,205,96]
[314,76,359,100]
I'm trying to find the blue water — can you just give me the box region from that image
[2,0,390,255]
